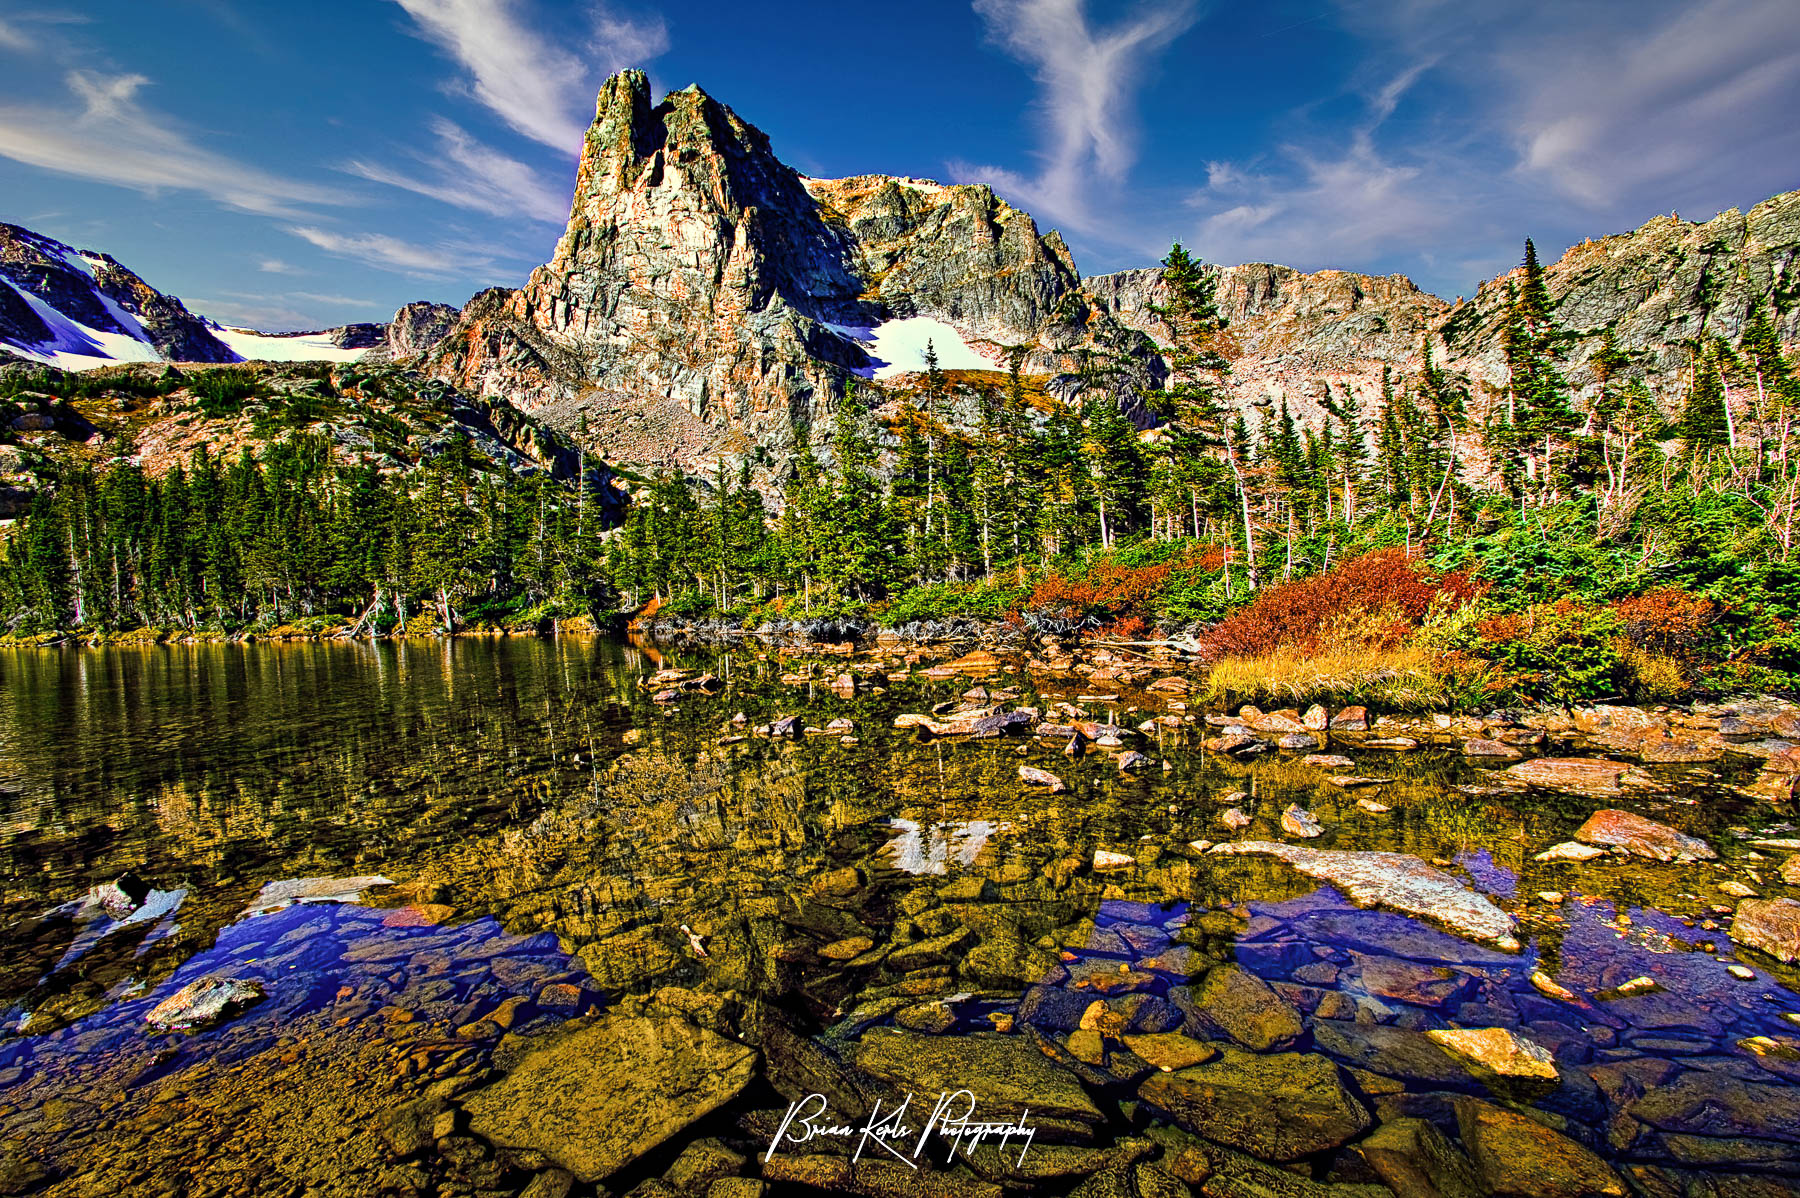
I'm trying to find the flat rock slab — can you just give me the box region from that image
[464,1016,758,1182]
[1139,1046,1370,1162]
[846,1029,1104,1139]
[242,874,393,915]
[1210,842,1520,951]
[1573,809,1715,861]
[145,975,265,1032]
[1500,758,1656,798]
[1455,1096,1625,1197]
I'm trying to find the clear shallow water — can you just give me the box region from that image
[1,638,1798,1196]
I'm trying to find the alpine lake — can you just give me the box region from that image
[2,635,1799,1198]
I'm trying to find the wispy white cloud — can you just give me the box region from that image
[954,0,1200,235]
[0,9,89,54]
[289,292,386,309]
[344,118,571,224]
[0,71,347,218]
[1186,62,1469,272]
[283,225,490,277]
[258,258,302,274]
[391,0,667,153]
[1498,0,1800,208]
[1183,0,1800,295]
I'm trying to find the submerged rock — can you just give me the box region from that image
[1731,898,1800,963]
[1193,964,1303,1051]
[846,1029,1104,1139]
[1534,841,1606,862]
[1138,1047,1370,1161]
[145,976,265,1032]
[463,1016,758,1183]
[1210,842,1520,951]
[1462,739,1523,760]
[1358,1117,1485,1198]
[1454,1097,1625,1197]
[1573,809,1715,862]
[1019,765,1069,793]
[1281,805,1324,838]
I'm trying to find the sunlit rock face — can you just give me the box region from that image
[426,69,1800,496]
[425,70,1165,486]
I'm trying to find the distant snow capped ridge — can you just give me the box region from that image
[0,223,454,370]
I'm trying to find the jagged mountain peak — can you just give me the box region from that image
[426,70,1164,486]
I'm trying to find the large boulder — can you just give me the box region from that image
[1572,809,1715,862]
[463,1016,758,1182]
[1138,1047,1370,1162]
[1731,898,1800,964]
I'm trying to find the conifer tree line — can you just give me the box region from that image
[611,240,1800,617]
[2,238,1797,634]
[0,430,616,633]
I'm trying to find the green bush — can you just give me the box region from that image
[1471,598,1625,704]
[192,368,262,418]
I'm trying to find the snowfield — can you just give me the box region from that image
[826,315,1000,380]
[206,324,371,364]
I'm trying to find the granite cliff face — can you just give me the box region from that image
[426,70,1165,481]
[1086,264,1450,431]
[1439,190,1800,416]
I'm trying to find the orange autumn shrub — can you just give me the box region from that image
[1202,548,1483,659]
[1027,546,1211,627]
[1609,588,1718,656]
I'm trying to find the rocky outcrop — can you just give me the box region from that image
[367,301,459,362]
[426,70,1164,487]
[0,222,235,364]
[1085,262,1446,433]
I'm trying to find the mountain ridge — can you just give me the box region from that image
[4,69,1798,500]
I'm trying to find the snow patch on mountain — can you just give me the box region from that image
[1,276,162,370]
[826,316,1000,380]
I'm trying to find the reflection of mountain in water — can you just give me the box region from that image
[880,818,1014,875]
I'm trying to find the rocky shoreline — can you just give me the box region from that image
[6,636,1800,1198]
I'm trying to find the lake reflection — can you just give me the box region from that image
[1,637,1798,1197]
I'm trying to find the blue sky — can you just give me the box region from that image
[2,0,1796,330]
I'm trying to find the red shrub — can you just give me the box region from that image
[1202,548,1483,658]
[1609,589,1718,656]
[1028,549,1207,625]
